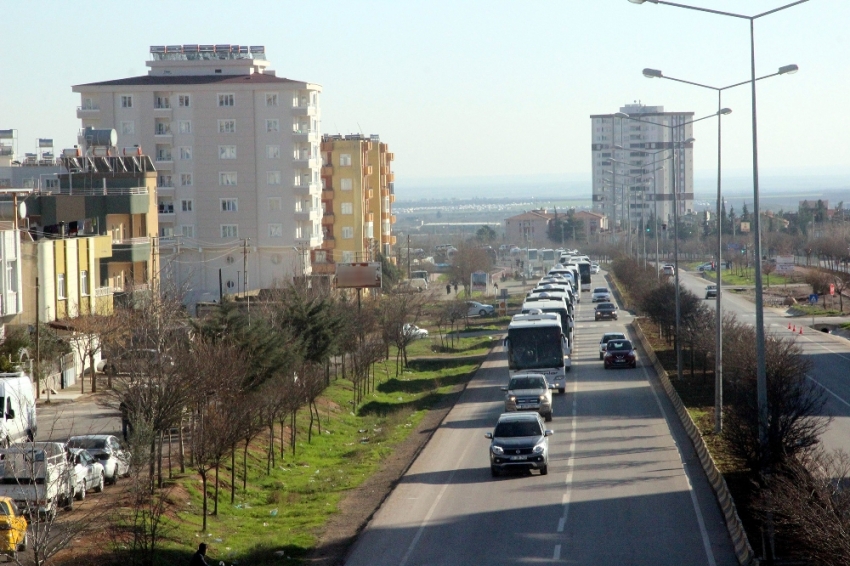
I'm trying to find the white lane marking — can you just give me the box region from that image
[641,363,717,566]
[796,332,850,363]
[805,374,850,409]
[557,381,578,535]
[398,434,476,566]
[554,544,562,560]
[557,517,566,533]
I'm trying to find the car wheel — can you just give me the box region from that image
[63,493,73,512]
[599,353,603,360]
[544,412,552,422]
[540,465,548,476]
[604,365,609,370]
[631,362,637,369]
[75,482,86,501]
[479,309,487,317]
[18,531,27,552]
[26,429,34,442]
[490,466,500,478]
[95,472,105,493]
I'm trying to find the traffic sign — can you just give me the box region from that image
[830,283,835,296]
[809,294,818,305]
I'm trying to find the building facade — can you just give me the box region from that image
[590,104,694,235]
[504,210,553,246]
[72,44,322,303]
[315,135,395,281]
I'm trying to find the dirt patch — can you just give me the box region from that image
[302,372,472,566]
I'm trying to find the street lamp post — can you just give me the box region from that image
[615,109,730,382]
[627,0,809,472]
[643,65,798,434]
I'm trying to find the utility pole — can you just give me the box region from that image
[243,238,250,322]
[407,235,411,278]
[35,277,40,400]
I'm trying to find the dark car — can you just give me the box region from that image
[594,302,618,321]
[604,339,637,369]
[705,284,718,299]
[485,412,553,477]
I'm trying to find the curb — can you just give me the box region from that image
[630,320,755,566]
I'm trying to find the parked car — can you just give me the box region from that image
[0,495,28,560]
[599,332,627,360]
[590,263,600,274]
[0,442,74,518]
[662,264,675,276]
[402,323,429,340]
[66,435,130,485]
[594,302,618,321]
[604,339,638,369]
[467,301,495,317]
[697,262,715,272]
[591,287,611,303]
[501,374,553,422]
[705,284,718,299]
[68,448,105,500]
[485,412,553,477]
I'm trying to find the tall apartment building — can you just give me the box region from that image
[72,44,322,303]
[315,135,395,281]
[590,104,694,233]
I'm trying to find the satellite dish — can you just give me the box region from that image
[18,202,26,219]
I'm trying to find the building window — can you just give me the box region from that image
[221,225,238,239]
[315,250,327,263]
[267,171,281,185]
[219,172,237,186]
[341,202,353,215]
[266,93,278,107]
[221,198,238,212]
[181,199,193,212]
[219,145,237,159]
[268,224,282,238]
[80,270,89,296]
[179,147,192,160]
[218,93,234,107]
[218,119,236,133]
[268,197,281,211]
[159,226,174,238]
[340,154,352,166]
[57,274,66,299]
[45,178,59,190]
[266,119,279,133]
[120,95,133,108]
[120,121,135,135]
[266,145,280,159]
[181,225,195,238]
[341,251,355,263]
[342,226,354,239]
[155,96,170,109]
[180,173,193,186]
[178,120,192,134]
[340,178,352,191]
[178,95,191,107]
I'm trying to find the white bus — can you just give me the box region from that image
[505,312,569,394]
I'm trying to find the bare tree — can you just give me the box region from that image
[449,241,493,296]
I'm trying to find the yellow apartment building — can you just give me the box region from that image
[316,135,395,281]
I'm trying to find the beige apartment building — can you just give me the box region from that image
[315,135,396,281]
[72,44,322,303]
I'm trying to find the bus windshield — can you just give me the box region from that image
[507,327,564,370]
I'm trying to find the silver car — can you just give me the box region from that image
[591,287,611,303]
[485,412,553,477]
[501,374,553,422]
[599,332,626,360]
[67,435,131,485]
[68,448,105,500]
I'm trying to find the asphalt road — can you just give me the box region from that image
[678,269,850,455]
[345,273,738,565]
[36,396,121,442]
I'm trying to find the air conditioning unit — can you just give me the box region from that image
[226,256,235,264]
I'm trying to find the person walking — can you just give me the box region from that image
[446,283,451,295]
[453,282,458,294]
[190,543,209,565]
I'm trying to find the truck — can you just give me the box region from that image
[504,312,569,394]
[0,442,74,519]
[576,261,592,293]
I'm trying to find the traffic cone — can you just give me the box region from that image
[792,325,796,332]
[799,326,803,335]
[788,323,792,330]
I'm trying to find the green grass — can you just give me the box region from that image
[403,335,495,358]
[842,322,850,330]
[717,269,790,287]
[152,347,488,565]
[789,304,845,317]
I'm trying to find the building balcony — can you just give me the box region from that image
[386,152,394,162]
[155,154,173,165]
[76,106,100,118]
[321,237,335,249]
[321,212,334,226]
[362,165,373,176]
[321,189,334,200]
[321,165,333,176]
[291,104,317,116]
[157,184,175,194]
[390,193,395,203]
[112,237,151,263]
[311,262,335,275]
[390,214,397,224]
[292,130,318,143]
[293,182,318,196]
[294,208,322,222]
[153,105,172,116]
[386,173,395,183]
[365,212,374,223]
[380,166,389,175]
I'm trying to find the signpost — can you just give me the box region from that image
[775,255,795,275]
[809,294,818,305]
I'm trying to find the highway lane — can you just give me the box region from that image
[677,270,850,453]
[345,275,737,565]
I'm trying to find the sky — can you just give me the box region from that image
[2,0,848,198]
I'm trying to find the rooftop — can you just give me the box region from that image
[75,73,302,88]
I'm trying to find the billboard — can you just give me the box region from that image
[335,262,382,289]
[775,255,795,274]
[471,271,488,293]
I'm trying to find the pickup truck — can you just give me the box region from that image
[0,442,74,519]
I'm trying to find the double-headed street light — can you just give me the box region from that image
[643,65,798,434]
[614,109,730,382]
[627,0,809,473]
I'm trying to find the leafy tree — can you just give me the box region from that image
[378,252,402,291]
[476,225,497,244]
[548,210,585,244]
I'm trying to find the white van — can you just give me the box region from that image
[0,373,37,446]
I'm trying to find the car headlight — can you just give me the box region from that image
[508,395,516,403]
[491,445,504,455]
[564,354,570,360]
[533,443,545,454]
[539,395,547,402]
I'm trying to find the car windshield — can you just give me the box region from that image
[607,340,633,351]
[509,377,547,390]
[68,438,107,450]
[602,334,625,344]
[593,288,608,293]
[597,303,615,310]
[494,420,543,438]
